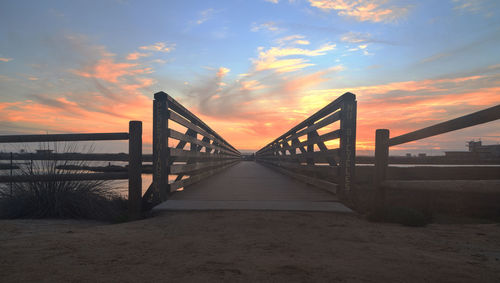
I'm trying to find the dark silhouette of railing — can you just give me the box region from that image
[0,121,143,219]
[255,92,357,199]
[374,104,500,205]
[143,91,241,205]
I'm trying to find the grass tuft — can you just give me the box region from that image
[0,143,128,222]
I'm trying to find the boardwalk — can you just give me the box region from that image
[155,161,352,213]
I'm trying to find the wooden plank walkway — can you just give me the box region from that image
[154,161,352,213]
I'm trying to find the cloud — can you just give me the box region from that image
[126,52,151,60]
[0,57,13,62]
[240,80,267,91]
[275,35,310,45]
[419,52,451,64]
[309,0,409,23]
[72,58,152,83]
[265,0,279,3]
[452,0,486,13]
[179,59,346,150]
[251,21,282,32]
[139,42,175,53]
[340,31,372,43]
[252,43,336,73]
[196,8,216,24]
[216,67,230,78]
[0,34,164,150]
[301,72,500,152]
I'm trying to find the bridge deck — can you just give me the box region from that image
[154,161,352,213]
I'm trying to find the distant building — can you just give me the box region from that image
[36,149,54,155]
[418,153,426,158]
[445,140,500,159]
[468,141,500,158]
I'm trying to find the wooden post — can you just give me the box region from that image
[339,94,357,197]
[152,91,169,203]
[306,133,314,165]
[374,129,389,209]
[10,152,13,195]
[128,121,142,220]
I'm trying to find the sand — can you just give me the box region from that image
[1,211,499,282]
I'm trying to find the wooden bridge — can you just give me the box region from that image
[1,90,499,219]
[146,91,356,214]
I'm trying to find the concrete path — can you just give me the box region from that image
[154,161,352,213]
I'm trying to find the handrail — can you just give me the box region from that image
[146,91,240,204]
[389,104,500,146]
[255,92,357,198]
[0,133,129,143]
[0,121,143,219]
[374,104,500,206]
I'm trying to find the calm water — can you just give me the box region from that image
[112,174,184,197]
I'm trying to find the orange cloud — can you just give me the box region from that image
[309,0,409,23]
[72,58,152,83]
[0,57,13,62]
[126,52,151,60]
[216,67,230,78]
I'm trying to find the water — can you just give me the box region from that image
[112,174,182,197]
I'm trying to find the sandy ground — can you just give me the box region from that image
[1,211,499,282]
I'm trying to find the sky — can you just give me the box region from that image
[0,0,499,155]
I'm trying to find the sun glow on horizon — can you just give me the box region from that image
[1,0,499,154]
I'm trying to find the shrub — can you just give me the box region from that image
[0,143,127,222]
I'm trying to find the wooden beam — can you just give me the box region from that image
[152,92,169,203]
[389,104,500,147]
[0,132,129,143]
[257,92,354,152]
[128,121,142,220]
[374,129,389,209]
[168,129,239,156]
[0,172,128,183]
[165,94,239,154]
[338,98,356,195]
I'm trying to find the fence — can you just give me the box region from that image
[0,121,143,219]
[374,104,500,206]
[144,91,241,205]
[255,92,356,198]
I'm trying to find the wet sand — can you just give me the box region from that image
[1,211,499,282]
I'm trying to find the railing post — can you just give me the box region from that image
[339,94,357,197]
[374,129,389,209]
[306,133,314,165]
[128,121,142,220]
[152,92,169,203]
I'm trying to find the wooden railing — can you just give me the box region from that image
[144,91,241,204]
[374,104,500,204]
[0,121,143,219]
[255,92,357,198]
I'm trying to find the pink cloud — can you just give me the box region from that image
[72,58,152,83]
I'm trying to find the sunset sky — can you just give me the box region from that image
[1,0,499,155]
